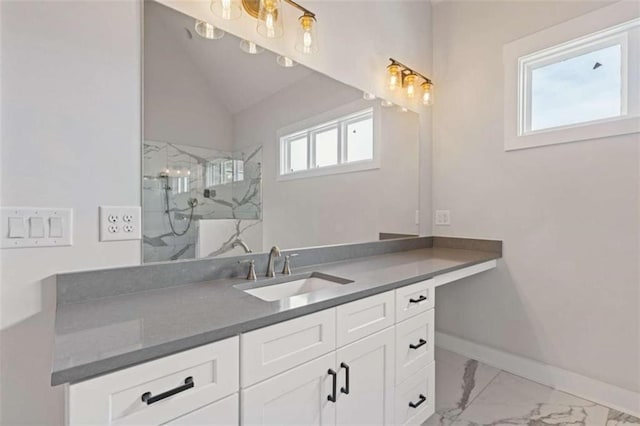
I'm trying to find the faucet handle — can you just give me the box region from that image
[238,259,257,281]
[282,253,299,275]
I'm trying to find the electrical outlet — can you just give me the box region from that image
[435,210,451,226]
[99,206,141,241]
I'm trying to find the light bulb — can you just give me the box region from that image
[363,92,376,100]
[265,12,275,38]
[239,39,264,54]
[222,0,231,19]
[276,55,296,67]
[387,64,401,90]
[194,20,225,40]
[381,100,394,107]
[421,82,433,105]
[405,74,417,99]
[295,13,318,54]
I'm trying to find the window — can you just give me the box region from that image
[279,107,376,179]
[205,159,244,187]
[529,43,622,131]
[503,2,639,151]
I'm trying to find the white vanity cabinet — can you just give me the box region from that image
[66,337,239,425]
[240,285,433,426]
[66,261,497,426]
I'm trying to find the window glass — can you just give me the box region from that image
[346,118,374,162]
[314,127,338,167]
[530,44,622,131]
[288,137,307,172]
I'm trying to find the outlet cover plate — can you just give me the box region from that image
[99,206,141,242]
[435,210,451,226]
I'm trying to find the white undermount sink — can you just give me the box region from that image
[238,273,353,302]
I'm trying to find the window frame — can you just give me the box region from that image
[278,101,380,181]
[503,2,640,151]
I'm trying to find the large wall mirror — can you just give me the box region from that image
[143,1,421,263]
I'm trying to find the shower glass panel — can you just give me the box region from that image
[143,141,262,262]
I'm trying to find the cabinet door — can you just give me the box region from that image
[242,352,337,426]
[335,327,395,426]
[164,394,238,425]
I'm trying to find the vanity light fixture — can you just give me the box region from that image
[257,0,284,38]
[209,0,319,54]
[276,55,297,67]
[387,64,401,90]
[194,20,225,39]
[363,92,376,101]
[239,39,264,54]
[387,58,434,106]
[295,12,317,54]
[421,81,433,106]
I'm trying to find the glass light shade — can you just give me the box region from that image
[239,39,264,54]
[363,92,376,100]
[194,20,225,40]
[295,14,318,54]
[421,82,433,105]
[387,64,401,90]
[257,0,284,39]
[210,0,242,20]
[380,100,394,107]
[276,55,297,67]
[405,74,417,99]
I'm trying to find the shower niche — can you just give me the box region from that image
[143,140,262,262]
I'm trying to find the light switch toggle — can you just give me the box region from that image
[29,217,45,238]
[49,217,63,238]
[8,217,25,238]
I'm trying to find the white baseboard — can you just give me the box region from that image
[435,331,640,417]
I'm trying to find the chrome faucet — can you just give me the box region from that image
[266,246,281,277]
[232,238,252,253]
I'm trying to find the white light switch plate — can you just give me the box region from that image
[99,206,141,242]
[1,207,73,249]
[435,210,451,226]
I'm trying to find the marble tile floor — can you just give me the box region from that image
[424,348,639,426]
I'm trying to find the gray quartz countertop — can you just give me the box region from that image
[52,246,499,385]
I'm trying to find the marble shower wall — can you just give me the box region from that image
[143,140,262,262]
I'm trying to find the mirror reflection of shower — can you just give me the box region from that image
[159,171,198,236]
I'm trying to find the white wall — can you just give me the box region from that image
[233,73,420,249]
[0,1,432,424]
[0,1,141,424]
[144,2,233,150]
[432,0,639,397]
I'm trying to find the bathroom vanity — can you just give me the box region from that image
[52,237,501,425]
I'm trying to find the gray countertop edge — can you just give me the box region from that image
[51,254,500,386]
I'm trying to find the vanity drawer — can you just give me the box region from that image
[241,308,336,387]
[336,291,395,347]
[395,279,434,322]
[67,337,239,426]
[164,393,238,425]
[394,362,435,426]
[395,310,435,384]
